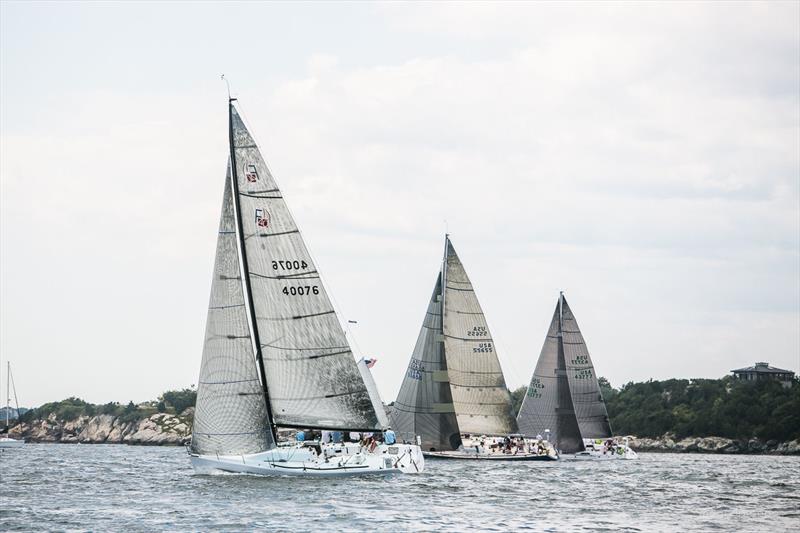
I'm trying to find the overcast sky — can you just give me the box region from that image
[2,1,798,407]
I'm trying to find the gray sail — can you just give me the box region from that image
[562,296,612,439]
[392,276,462,451]
[517,296,583,453]
[191,167,274,455]
[230,104,380,431]
[442,238,518,436]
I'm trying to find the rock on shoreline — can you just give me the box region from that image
[9,409,193,446]
[628,434,800,455]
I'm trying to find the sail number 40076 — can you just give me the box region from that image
[272,260,309,270]
[282,286,320,296]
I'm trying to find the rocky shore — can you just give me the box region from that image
[8,412,799,455]
[8,409,193,446]
[628,434,800,455]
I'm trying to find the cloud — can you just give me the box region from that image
[1,2,797,405]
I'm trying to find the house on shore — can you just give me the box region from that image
[731,362,795,388]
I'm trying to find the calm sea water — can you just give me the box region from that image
[1,444,798,531]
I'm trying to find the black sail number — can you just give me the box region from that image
[272,259,309,271]
[282,286,320,296]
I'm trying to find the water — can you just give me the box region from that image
[1,444,798,531]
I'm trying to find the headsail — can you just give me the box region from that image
[442,238,518,436]
[191,167,274,455]
[229,103,380,431]
[516,295,583,453]
[561,296,612,439]
[357,358,391,429]
[392,276,462,451]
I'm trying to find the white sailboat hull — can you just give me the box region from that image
[0,437,24,448]
[190,442,425,477]
[563,447,638,461]
[424,438,558,461]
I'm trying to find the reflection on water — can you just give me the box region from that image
[1,444,798,531]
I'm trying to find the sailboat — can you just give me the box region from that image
[516,292,636,460]
[391,236,557,461]
[188,98,424,476]
[0,362,24,448]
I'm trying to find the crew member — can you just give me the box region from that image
[384,426,396,445]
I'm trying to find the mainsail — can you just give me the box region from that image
[191,168,274,456]
[392,276,461,451]
[516,293,608,453]
[442,239,518,436]
[229,103,380,431]
[561,296,612,439]
[392,236,517,449]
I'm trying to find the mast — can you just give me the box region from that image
[5,362,9,431]
[441,234,449,337]
[228,99,277,442]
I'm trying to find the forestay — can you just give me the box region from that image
[191,169,274,456]
[230,104,380,431]
[392,276,462,451]
[562,297,612,439]
[442,238,518,436]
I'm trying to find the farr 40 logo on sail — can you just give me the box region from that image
[245,164,259,182]
[255,208,270,228]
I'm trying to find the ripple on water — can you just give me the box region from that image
[1,445,799,531]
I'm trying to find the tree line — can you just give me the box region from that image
[510,376,800,442]
[12,377,800,442]
[16,388,197,425]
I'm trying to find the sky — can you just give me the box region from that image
[1,1,798,407]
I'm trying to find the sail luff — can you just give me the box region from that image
[228,100,276,442]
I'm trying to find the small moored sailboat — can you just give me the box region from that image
[391,236,557,461]
[0,362,24,449]
[516,292,636,460]
[188,97,424,476]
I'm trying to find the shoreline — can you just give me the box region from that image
[7,412,799,455]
